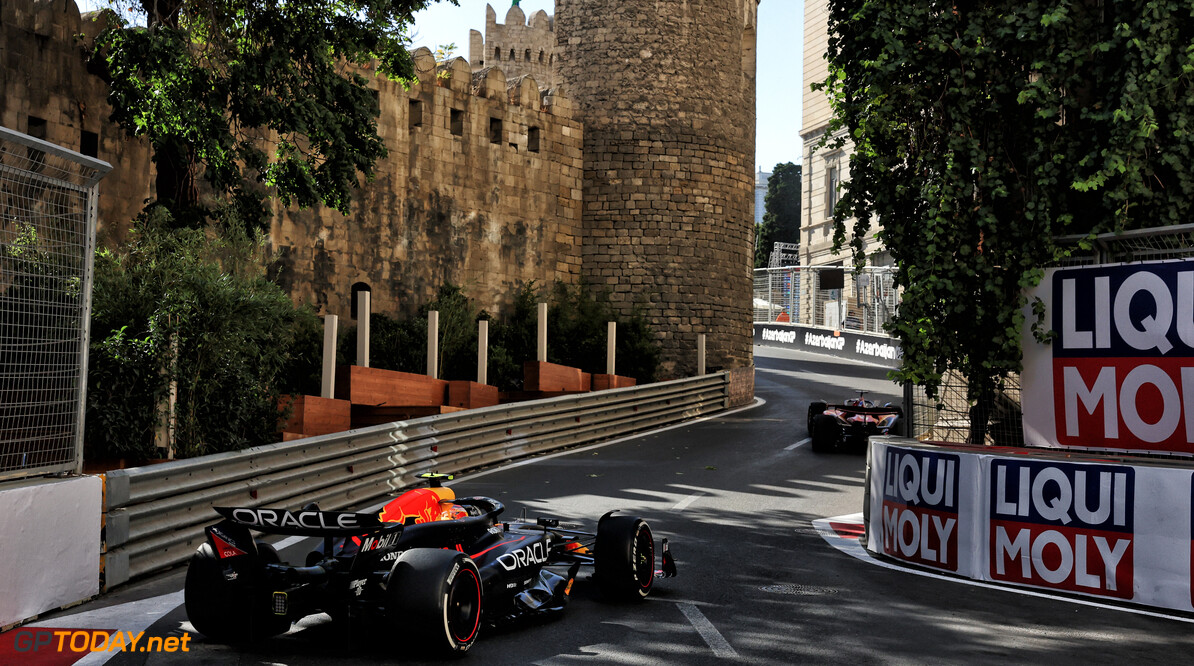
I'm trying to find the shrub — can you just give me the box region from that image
[86,214,318,461]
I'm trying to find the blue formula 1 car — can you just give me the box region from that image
[184,474,677,656]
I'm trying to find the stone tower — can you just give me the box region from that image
[556,0,759,377]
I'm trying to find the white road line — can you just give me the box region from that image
[671,492,704,512]
[676,602,738,659]
[785,438,810,451]
[813,514,1194,625]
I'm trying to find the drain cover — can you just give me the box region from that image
[760,584,838,596]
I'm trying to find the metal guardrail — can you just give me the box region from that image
[101,372,731,588]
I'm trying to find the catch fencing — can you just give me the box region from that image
[904,224,1194,448]
[0,126,110,482]
[101,372,731,588]
[753,265,899,336]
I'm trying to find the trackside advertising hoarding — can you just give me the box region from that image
[867,439,1194,612]
[754,323,902,368]
[1021,259,1194,455]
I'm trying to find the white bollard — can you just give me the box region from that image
[607,321,616,375]
[321,314,338,399]
[697,334,706,376]
[478,319,489,385]
[427,310,439,379]
[537,302,548,362]
[356,291,370,368]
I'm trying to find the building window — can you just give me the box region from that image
[494,46,501,61]
[509,48,515,60]
[824,162,840,218]
[26,116,47,170]
[409,100,423,130]
[27,116,47,140]
[80,130,98,158]
[527,126,540,153]
[524,49,531,62]
[538,51,545,63]
[450,109,464,136]
[489,117,502,144]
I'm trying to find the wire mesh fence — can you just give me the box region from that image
[0,126,110,481]
[907,224,1194,449]
[753,265,900,336]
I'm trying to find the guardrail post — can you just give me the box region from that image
[428,310,439,379]
[697,334,706,376]
[321,314,338,399]
[903,380,915,438]
[607,322,616,375]
[356,291,370,368]
[478,319,489,385]
[537,302,548,362]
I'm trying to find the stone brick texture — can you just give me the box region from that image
[3,0,757,392]
[556,0,758,378]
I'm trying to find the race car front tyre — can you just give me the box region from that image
[810,414,839,453]
[184,542,291,643]
[807,402,827,436]
[386,549,483,655]
[595,515,655,601]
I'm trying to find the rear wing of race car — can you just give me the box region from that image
[205,507,392,563]
[213,507,384,536]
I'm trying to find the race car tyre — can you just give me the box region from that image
[184,542,291,643]
[807,402,827,436]
[888,416,905,437]
[595,515,655,601]
[386,549,483,655]
[810,414,839,453]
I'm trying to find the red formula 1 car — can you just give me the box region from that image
[184,474,677,656]
[806,391,903,452]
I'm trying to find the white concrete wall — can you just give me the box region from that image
[0,476,101,628]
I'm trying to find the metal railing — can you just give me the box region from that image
[906,224,1194,447]
[101,372,731,588]
[0,127,111,482]
[753,265,900,336]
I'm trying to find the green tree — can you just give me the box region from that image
[817,0,1194,440]
[88,0,452,230]
[754,162,802,268]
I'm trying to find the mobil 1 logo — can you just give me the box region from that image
[990,460,1133,599]
[880,447,960,571]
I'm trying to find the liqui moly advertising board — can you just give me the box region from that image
[877,447,962,571]
[1022,260,1194,455]
[988,459,1134,599]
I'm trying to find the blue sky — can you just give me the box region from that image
[77,0,804,171]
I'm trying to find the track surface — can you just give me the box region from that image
[16,346,1194,664]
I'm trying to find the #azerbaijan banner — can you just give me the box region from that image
[1021,259,1194,455]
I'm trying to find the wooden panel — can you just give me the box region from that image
[278,395,352,437]
[591,374,637,391]
[334,366,448,406]
[447,381,500,409]
[523,361,590,392]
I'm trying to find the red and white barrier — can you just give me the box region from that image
[866,438,1194,612]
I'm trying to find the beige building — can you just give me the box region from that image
[470,4,558,89]
[800,0,888,268]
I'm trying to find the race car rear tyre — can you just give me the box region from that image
[807,402,827,436]
[595,515,655,601]
[888,416,904,437]
[386,549,483,655]
[810,414,839,453]
[184,542,291,644]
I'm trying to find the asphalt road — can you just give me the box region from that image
[23,346,1194,664]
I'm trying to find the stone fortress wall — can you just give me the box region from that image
[2,0,756,379]
[1,0,583,319]
[556,0,759,376]
[469,4,558,90]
